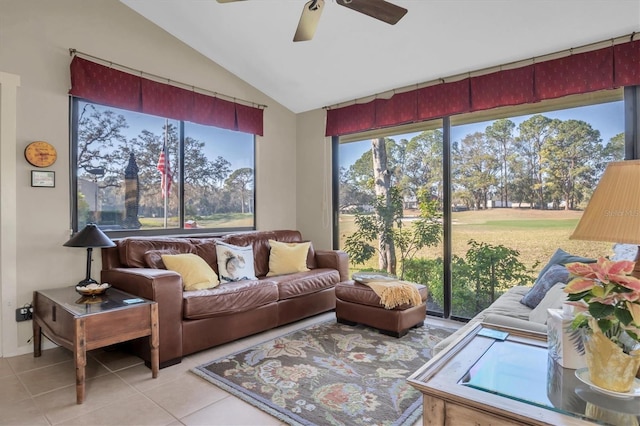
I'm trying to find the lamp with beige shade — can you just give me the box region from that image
[570,160,640,278]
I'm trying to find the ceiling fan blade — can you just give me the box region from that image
[293,0,324,42]
[336,0,407,25]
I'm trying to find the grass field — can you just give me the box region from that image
[339,208,612,276]
[139,213,253,229]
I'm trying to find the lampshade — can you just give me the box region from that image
[570,160,640,277]
[64,223,115,248]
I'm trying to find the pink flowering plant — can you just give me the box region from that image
[564,257,640,354]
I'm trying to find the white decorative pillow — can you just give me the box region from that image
[529,284,568,324]
[215,241,257,283]
[611,243,639,261]
[267,240,311,276]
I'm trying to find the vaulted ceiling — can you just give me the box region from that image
[121,0,639,113]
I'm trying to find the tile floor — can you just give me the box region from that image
[0,312,460,426]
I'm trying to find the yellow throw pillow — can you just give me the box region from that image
[161,253,220,291]
[267,240,311,276]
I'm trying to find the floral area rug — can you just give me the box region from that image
[192,319,456,426]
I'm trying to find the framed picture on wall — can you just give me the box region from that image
[31,170,55,187]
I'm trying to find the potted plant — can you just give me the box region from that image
[564,257,640,392]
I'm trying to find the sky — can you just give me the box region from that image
[90,99,624,172]
[339,101,625,168]
[89,102,254,170]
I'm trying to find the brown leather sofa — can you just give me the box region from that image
[101,230,349,367]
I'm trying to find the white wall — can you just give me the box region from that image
[296,109,334,250]
[0,0,304,357]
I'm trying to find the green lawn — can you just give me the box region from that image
[340,208,612,276]
[139,213,253,229]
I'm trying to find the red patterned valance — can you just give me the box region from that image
[471,65,535,111]
[614,39,640,86]
[69,56,264,136]
[534,48,614,100]
[374,90,417,127]
[70,58,141,111]
[417,79,471,121]
[325,102,376,136]
[326,39,639,137]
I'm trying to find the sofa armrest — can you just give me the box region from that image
[101,268,184,365]
[315,250,350,282]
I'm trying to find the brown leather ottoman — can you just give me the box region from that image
[335,280,428,337]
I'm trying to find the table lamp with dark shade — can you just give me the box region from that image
[63,223,116,286]
[570,160,640,278]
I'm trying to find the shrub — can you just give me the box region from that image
[403,240,535,318]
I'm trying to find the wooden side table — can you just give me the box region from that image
[32,286,159,404]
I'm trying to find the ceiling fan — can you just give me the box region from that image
[216,0,408,42]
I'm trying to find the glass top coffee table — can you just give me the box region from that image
[408,322,640,425]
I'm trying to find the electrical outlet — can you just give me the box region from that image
[15,305,33,322]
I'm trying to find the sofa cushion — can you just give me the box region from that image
[144,249,181,269]
[118,237,195,268]
[267,240,311,276]
[433,286,533,355]
[521,264,570,308]
[161,253,220,291]
[529,283,568,324]
[222,231,280,277]
[534,248,594,287]
[484,313,548,334]
[223,230,309,276]
[182,280,279,319]
[190,238,219,272]
[267,269,340,300]
[216,241,258,283]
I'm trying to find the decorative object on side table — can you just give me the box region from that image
[75,282,111,296]
[563,258,640,393]
[547,305,586,370]
[63,223,116,286]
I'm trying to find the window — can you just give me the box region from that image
[71,99,255,235]
[339,121,445,316]
[337,89,630,320]
[449,99,624,319]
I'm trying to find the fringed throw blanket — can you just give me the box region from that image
[353,273,423,309]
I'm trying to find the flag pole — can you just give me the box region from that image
[163,119,168,228]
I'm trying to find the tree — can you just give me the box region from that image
[344,186,442,279]
[485,119,515,206]
[371,137,396,273]
[225,168,254,213]
[393,190,442,278]
[603,133,625,163]
[339,166,373,211]
[453,132,499,209]
[401,130,444,203]
[542,119,603,210]
[514,115,558,209]
[76,103,130,202]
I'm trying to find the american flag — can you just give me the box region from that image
[157,143,172,198]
